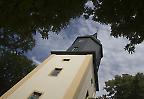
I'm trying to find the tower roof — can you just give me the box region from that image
[76,33,103,58]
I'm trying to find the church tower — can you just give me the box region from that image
[1,33,103,99]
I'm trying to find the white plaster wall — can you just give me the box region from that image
[2,54,95,99]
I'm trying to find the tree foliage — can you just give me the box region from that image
[92,0,144,53]
[1,0,144,52]
[0,0,89,96]
[0,20,35,96]
[100,73,144,99]
[0,28,35,55]
[0,52,35,96]
[0,0,87,39]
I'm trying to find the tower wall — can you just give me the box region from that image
[1,54,96,99]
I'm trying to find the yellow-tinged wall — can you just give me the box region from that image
[1,54,96,99]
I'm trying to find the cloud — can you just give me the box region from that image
[25,16,144,96]
[97,25,144,96]
[31,57,41,65]
[85,1,95,10]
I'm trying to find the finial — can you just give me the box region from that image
[93,33,97,38]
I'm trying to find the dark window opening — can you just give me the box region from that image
[91,78,93,85]
[50,68,62,76]
[85,91,89,99]
[28,91,42,99]
[63,59,70,61]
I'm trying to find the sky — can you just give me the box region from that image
[25,16,144,96]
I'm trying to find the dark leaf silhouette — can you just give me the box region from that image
[0,52,35,96]
[0,0,87,39]
[92,0,144,53]
[102,73,144,99]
